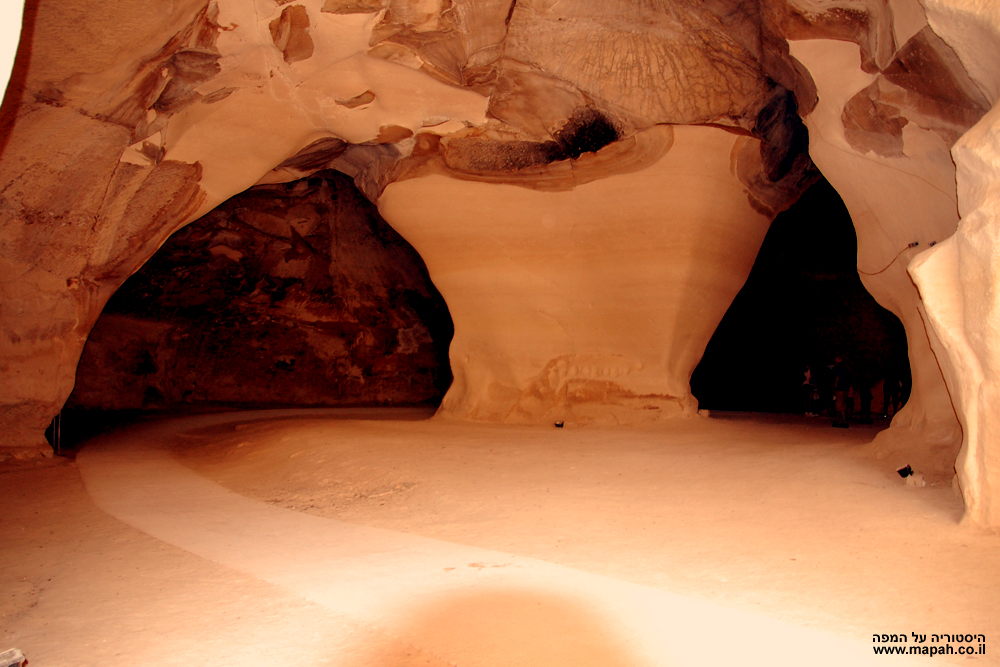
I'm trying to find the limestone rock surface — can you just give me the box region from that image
[781,0,1000,526]
[0,0,816,449]
[910,104,1000,524]
[908,0,1000,528]
[786,24,983,478]
[379,125,774,423]
[0,0,484,452]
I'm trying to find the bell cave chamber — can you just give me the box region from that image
[3,0,1000,664]
[64,172,909,434]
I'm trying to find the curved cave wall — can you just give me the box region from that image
[66,170,453,414]
[3,0,1000,525]
[692,177,909,415]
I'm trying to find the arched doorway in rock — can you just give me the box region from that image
[57,171,453,448]
[691,176,910,419]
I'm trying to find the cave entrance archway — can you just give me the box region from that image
[691,176,910,419]
[60,170,454,447]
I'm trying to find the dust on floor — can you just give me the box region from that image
[3,410,997,666]
[173,412,998,651]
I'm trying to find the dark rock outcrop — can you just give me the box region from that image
[68,171,452,411]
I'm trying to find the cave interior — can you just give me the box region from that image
[56,172,906,447]
[3,1,1000,664]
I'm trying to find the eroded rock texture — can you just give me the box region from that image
[911,104,1000,527]
[67,171,451,411]
[381,125,779,424]
[0,0,816,451]
[3,0,1000,526]
[909,0,1000,528]
[838,24,989,159]
[0,0,483,455]
[781,1,994,483]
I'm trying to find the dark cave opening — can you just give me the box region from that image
[54,171,912,449]
[691,176,911,417]
[56,171,454,449]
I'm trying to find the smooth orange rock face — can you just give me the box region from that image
[380,125,772,423]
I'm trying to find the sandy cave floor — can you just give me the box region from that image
[1,408,998,666]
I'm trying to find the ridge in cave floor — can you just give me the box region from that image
[1,408,996,667]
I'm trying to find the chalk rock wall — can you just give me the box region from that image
[380,125,780,423]
[0,0,486,452]
[366,0,820,423]
[0,0,816,448]
[67,171,451,411]
[0,0,208,451]
[908,0,1000,527]
[911,105,1000,527]
[778,0,993,478]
